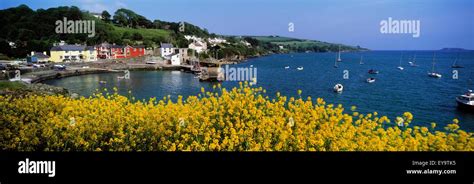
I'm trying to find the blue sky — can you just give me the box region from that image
[1,0,473,50]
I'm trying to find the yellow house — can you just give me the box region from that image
[50,45,97,63]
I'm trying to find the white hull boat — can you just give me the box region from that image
[333,84,343,93]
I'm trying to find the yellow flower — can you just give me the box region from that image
[0,84,472,151]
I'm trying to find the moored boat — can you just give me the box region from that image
[368,69,379,74]
[428,53,442,78]
[451,55,464,68]
[397,53,404,70]
[333,84,343,93]
[456,90,474,111]
[366,78,376,83]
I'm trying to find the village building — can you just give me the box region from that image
[50,45,97,62]
[99,43,145,59]
[160,43,174,58]
[188,41,207,53]
[28,52,50,63]
[170,53,181,66]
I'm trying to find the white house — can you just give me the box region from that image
[170,53,181,66]
[160,43,174,58]
[208,37,227,46]
[188,41,207,53]
[30,52,50,63]
[241,40,251,47]
[91,12,103,19]
[184,35,203,42]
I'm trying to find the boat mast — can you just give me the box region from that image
[453,53,459,66]
[432,53,436,72]
[399,52,403,67]
[337,45,341,61]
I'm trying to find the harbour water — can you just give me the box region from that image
[44,51,474,131]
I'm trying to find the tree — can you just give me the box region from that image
[113,10,129,27]
[101,10,111,23]
[244,37,260,47]
[122,32,132,40]
[132,32,143,41]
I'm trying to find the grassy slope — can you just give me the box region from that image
[113,25,172,40]
[252,36,363,50]
[0,81,26,91]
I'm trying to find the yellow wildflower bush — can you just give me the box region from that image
[0,82,473,151]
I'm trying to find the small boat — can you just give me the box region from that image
[366,78,376,83]
[451,55,464,68]
[428,72,442,78]
[428,53,442,78]
[337,45,342,62]
[368,69,379,74]
[117,76,125,79]
[99,80,107,84]
[146,61,157,64]
[408,62,419,67]
[333,84,343,93]
[409,55,419,67]
[456,90,474,111]
[284,66,290,69]
[297,67,304,71]
[397,53,404,70]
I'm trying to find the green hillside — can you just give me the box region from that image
[252,36,366,52]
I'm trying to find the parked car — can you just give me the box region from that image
[54,64,66,70]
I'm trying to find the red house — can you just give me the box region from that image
[98,43,146,59]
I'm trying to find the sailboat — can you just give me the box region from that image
[409,54,419,67]
[337,45,342,62]
[428,53,442,78]
[334,54,339,68]
[451,54,464,68]
[397,53,404,70]
[359,55,364,65]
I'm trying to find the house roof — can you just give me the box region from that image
[97,42,111,48]
[33,52,50,59]
[51,45,86,51]
[110,45,125,48]
[161,43,174,48]
[85,46,96,51]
